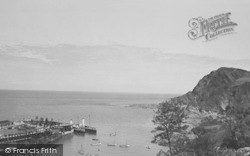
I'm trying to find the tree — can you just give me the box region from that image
[221,105,250,149]
[39,117,44,126]
[45,118,49,126]
[152,101,188,156]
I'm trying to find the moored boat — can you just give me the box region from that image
[92,138,99,141]
[107,143,117,147]
[90,142,101,146]
[78,144,84,155]
[119,141,130,148]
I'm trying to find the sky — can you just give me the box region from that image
[0,0,250,94]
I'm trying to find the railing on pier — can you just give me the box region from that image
[0,131,45,143]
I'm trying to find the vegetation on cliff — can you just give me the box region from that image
[153,67,250,156]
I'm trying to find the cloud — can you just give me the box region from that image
[0,45,53,64]
[0,44,249,93]
[1,44,250,68]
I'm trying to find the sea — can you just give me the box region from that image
[0,90,177,156]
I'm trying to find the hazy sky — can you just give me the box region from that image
[0,0,250,94]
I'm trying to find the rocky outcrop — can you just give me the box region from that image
[166,67,250,113]
[163,67,250,136]
[191,67,250,111]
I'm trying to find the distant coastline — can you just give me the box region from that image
[0,89,180,97]
[126,103,159,109]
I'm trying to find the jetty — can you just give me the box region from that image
[0,117,97,144]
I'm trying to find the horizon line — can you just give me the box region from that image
[0,88,182,96]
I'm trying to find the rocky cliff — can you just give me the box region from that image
[168,67,250,112]
[164,67,250,132]
[192,67,250,111]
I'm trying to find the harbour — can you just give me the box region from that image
[0,117,97,144]
[0,90,168,156]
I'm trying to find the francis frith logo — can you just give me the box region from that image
[188,12,237,41]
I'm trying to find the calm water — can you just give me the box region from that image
[0,90,176,156]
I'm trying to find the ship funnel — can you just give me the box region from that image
[70,119,73,125]
[82,118,85,127]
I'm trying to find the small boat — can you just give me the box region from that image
[78,144,84,155]
[91,142,101,146]
[107,143,117,147]
[92,138,99,141]
[119,142,130,148]
[119,144,130,148]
